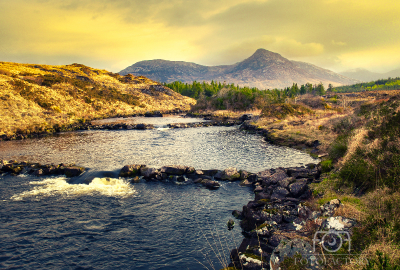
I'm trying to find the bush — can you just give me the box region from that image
[298,95,325,109]
[321,159,333,173]
[339,149,374,192]
[329,137,348,160]
[351,189,400,253]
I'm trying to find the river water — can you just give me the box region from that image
[0,117,317,270]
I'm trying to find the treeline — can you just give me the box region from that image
[164,80,326,111]
[333,77,400,93]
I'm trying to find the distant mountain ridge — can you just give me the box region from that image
[340,68,400,82]
[120,49,358,89]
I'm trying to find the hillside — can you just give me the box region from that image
[120,49,358,89]
[0,62,195,137]
[340,67,400,82]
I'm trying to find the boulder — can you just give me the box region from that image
[255,191,271,201]
[186,166,196,174]
[193,178,202,183]
[135,123,154,130]
[278,177,294,189]
[227,219,235,230]
[160,165,187,175]
[320,199,342,217]
[240,179,253,187]
[140,167,160,179]
[64,166,85,177]
[320,216,357,231]
[215,167,241,181]
[247,174,258,183]
[289,179,308,197]
[240,170,250,180]
[270,238,318,270]
[203,180,220,190]
[271,187,290,200]
[269,170,288,184]
[257,169,272,180]
[254,186,263,193]
[119,164,143,177]
[268,235,288,248]
[316,216,356,253]
[33,169,44,176]
[239,114,252,121]
[202,169,220,177]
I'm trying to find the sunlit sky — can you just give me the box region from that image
[1,0,400,73]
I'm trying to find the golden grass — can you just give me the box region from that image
[253,108,351,153]
[341,242,400,270]
[334,203,365,221]
[340,128,368,165]
[207,109,262,118]
[0,61,195,136]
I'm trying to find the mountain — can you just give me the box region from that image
[120,49,358,89]
[340,68,400,82]
[0,62,195,136]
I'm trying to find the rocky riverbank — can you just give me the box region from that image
[0,160,85,177]
[227,164,357,270]
[239,120,326,157]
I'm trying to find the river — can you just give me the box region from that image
[0,116,317,269]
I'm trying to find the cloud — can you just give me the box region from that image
[331,40,347,46]
[0,0,400,73]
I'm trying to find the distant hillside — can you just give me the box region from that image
[0,62,195,136]
[120,49,358,89]
[340,68,400,82]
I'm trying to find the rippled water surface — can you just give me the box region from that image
[0,117,317,269]
[0,118,316,172]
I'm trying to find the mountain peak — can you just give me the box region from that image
[251,48,282,59]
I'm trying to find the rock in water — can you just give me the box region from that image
[119,164,143,177]
[214,167,240,181]
[227,219,235,230]
[64,166,85,177]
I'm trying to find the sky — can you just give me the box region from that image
[1,0,400,73]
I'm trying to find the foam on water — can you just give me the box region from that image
[11,177,136,201]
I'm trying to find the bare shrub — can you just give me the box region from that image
[297,94,325,109]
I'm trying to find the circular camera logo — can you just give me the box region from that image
[313,229,351,253]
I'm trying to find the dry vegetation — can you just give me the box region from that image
[217,89,400,269]
[0,62,195,136]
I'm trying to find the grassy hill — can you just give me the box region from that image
[0,62,195,137]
